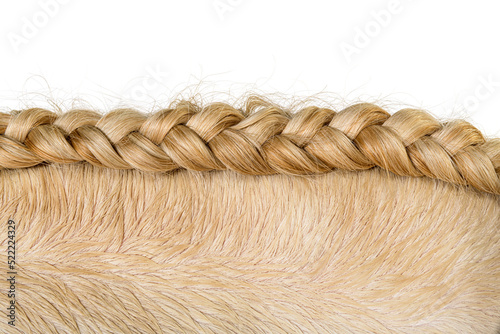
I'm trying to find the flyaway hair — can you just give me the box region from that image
[0,98,499,333]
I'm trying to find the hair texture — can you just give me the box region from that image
[0,99,499,333]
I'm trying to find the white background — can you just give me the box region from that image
[1,0,499,137]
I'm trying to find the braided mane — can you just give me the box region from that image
[1,99,499,195]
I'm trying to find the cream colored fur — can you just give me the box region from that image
[1,163,499,333]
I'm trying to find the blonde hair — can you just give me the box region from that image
[1,99,499,333]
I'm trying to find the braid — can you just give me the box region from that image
[1,101,499,195]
